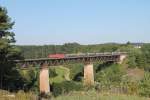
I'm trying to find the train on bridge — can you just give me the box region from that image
[48,52,126,59]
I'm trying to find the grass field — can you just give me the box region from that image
[0,90,149,100]
[52,91,149,100]
[0,90,37,100]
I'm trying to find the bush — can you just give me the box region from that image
[49,68,57,78]
[52,81,83,96]
[19,68,39,92]
[95,64,125,84]
[139,72,150,97]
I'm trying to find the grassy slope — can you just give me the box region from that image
[0,90,37,100]
[50,66,70,84]
[121,59,145,81]
[0,90,149,100]
[52,91,149,100]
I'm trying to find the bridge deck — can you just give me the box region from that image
[14,52,126,62]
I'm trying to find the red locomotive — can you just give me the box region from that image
[48,54,65,58]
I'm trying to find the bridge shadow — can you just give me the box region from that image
[73,71,83,81]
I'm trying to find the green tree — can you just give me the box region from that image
[141,44,150,70]
[0,6,21,90]
[135,53,147,69]
[19,68,39,92]
[126,41,131,45]
[95,64,125,85]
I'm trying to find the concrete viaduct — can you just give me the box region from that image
[14,52,127,94]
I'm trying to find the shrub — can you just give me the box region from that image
[139,72,150,97]
[49,68,57,78]
[52,81,83,96]
[19,68,39,92]
[95,64,125,85]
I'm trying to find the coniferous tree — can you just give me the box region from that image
[0,6,21,90]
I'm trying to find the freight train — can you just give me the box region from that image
[48,52,124,59]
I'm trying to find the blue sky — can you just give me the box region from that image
[0,0,150,45]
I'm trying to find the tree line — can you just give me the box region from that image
[17,43,127,59]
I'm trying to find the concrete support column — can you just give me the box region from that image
[39,64,50,93]
[118,55,127,64]
[84,63,94,86]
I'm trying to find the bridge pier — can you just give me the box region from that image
[84,63,94,86]
[39,64,50,94]
[118,54,127,64]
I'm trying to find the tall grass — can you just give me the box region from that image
[52,90,149,100]
[0,90,37,100]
